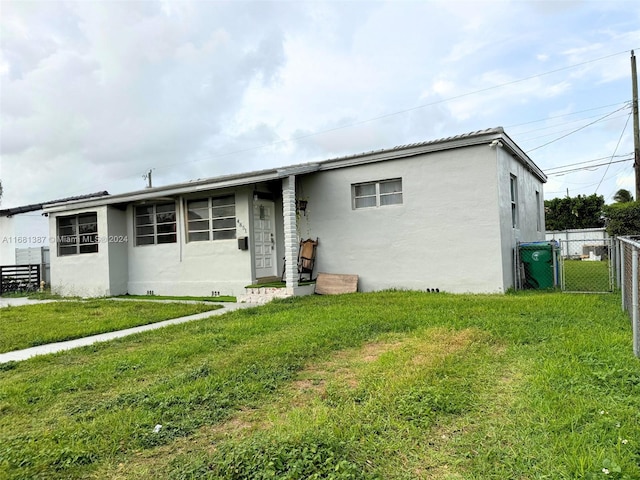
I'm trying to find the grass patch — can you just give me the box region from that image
[0,292,638,479]
[0,290,70,300]
[0,300,222,353]
[563,259,612,292]
[244,281,316,289]
[114,294,236,303]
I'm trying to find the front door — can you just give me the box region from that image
[253,200,277,279]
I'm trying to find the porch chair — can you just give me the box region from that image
[298,238,319,282]
[280,238,319,282]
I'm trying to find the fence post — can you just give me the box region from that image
[616,238,621,290]
[633,247,639,357]
[621,242,626,312]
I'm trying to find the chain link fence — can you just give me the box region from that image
[558,238,614,293]
[616,236,640,357]
[515,239,614,293]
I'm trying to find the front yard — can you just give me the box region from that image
[0,300,221,353]
[0,291,638,479]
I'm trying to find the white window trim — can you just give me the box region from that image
[187,195,236,242]
[57,212,99,256]
[134,202,177,246]
[510,175,518,229]
[352,178,403,209]
[536,190,541,232]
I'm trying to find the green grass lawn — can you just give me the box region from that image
[0,291,638,479]
[114,294,237,303]
[562,259,612,292]
[0,300,221,353]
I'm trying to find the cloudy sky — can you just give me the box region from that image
[1,0,639,222]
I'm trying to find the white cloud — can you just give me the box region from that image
[1,0,639,212]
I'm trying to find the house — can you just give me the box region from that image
[42,127,546,297]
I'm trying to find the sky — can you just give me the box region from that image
[1,0,640,235]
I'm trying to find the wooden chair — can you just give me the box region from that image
[298,238,318,281]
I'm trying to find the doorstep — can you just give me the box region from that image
[237,283,316,304]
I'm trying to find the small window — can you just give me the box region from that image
[57,213,98,256]
[135,202,177,246]
[187,195,236,242]
[510,175,518,228]
[536,190,541,232]
[353,178,402,209]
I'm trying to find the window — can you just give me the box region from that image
[353,178,403,209]
[135,202,177,246]
[57,213,98,256]
[536,190,541,231]
[187,195,236,241]
[510,175,518,228]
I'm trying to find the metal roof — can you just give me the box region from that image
[0,191,109,217]
[42,127,545,212]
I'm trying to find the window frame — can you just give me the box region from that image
[352,178,403,209]
[535,190,541,232]
[57,212,99,256]
[134,202,177,246]
[187,194,236,242]
[510,175,519,229]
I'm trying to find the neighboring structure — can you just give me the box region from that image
[0,216,16,266]
[546,227,610,260]
[43,127,546,297]
[0,192,109,277]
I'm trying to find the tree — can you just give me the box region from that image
[544,194,605,231]
[613,188,634,203]
[603,201,640,236]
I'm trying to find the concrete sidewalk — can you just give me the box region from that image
[0,301,256,364]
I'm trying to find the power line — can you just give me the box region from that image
[595,112,633,193]
[525,104,631,152]
[22,47,640,202]
[110,48,640,175]
[546,157,632,176]
[545,153,633,172]
[515,112,630,142]
[505,101,630,130]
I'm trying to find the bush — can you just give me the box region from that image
[603,201,640,236]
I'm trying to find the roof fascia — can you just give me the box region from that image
[43,170,281,213]
[315,131,546,183]
[44,163,325,214]
[498,132,547,183]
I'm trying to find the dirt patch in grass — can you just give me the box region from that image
[101,328,490,478]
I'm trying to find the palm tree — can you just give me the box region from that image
[613,188,634,203]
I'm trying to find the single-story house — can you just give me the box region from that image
[43,127,546,297]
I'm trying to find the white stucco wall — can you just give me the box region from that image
[297,144,510,293]
[496,147,546,289]
[0,217,15,266]
[49,206,111,297]
[126,188,254,297]
[107,207,129,296]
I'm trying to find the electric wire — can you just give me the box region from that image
[546,157,633,176]
[7,47,639,205]
[594,112,632,193]
[545,153,633,172]
[525,104,631,152]
[515,112,630,142]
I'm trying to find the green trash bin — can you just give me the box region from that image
[519,242,557,289]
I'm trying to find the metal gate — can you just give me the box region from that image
[558,238,614,293]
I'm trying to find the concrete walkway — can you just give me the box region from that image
[0,301,257,364]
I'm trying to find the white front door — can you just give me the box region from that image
[253,200,277,279]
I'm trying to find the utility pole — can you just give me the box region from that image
[143,169,153,189]
[632,50,640,201]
